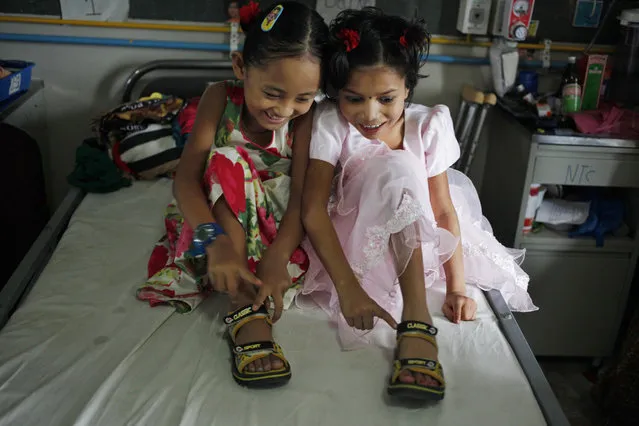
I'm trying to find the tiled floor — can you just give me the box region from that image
[540,359,605,426]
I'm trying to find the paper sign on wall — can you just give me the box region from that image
[573,0,603,28]
[59,0,129,21]
[229,22,241,55]
[316,0,376,23]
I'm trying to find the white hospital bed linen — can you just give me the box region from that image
[0,179,546,426]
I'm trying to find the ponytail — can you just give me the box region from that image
[400,19,431,63]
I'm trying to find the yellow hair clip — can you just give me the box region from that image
[261,4,284,32]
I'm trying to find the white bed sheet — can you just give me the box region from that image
[0,180,546,426]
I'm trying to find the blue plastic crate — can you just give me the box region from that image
[0,60,35,103]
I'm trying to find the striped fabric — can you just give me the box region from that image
[111,124,183,180]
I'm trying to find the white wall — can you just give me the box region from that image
[1,22,494,209]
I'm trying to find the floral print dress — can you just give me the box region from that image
[137,80,309,313]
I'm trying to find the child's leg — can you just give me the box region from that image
[396,246,439,387]
[212,198,283,373]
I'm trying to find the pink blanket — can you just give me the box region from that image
[571,104,639,139]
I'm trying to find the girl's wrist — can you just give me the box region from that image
[262,245,291,265]
[206,234,232,251]
[334,273,359,292]
[446,279,466,295]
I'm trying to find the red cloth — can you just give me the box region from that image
[177,97,200,135]
[571,104,639,139]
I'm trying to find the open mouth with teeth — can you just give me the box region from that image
[266,111,286,122]
[361,123,383,129]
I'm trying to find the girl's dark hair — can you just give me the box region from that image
[326,7,430,101]
[240,1,329,68]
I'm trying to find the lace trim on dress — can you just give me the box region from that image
[351,193,425,278]
[462,242,529,291]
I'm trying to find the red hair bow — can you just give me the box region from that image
[239,0,260,25]
[399,30,408,48]
[338,28,360,52]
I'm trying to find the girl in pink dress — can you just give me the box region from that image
[300,8,537,402]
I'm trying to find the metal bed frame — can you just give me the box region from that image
[0,59,570,426]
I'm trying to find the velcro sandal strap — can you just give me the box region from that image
[400,358,440,371]
[234,341,288,374]
[233,341,276,355]
[397,321,438,336]
[391,358,445,386]
[224,305,271,340]
[396,321,438,348]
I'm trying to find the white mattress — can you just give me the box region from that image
[0,180,546,426]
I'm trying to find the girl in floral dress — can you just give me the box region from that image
[137,1,328,388]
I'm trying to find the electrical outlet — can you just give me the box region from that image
[457,0,493,35]
[573,0,603,28]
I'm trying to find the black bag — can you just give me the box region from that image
[0,123,49,289]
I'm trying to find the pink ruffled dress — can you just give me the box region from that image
[297,101,537,350]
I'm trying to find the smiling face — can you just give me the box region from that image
[232,53,321,132]
[337,65,409,143]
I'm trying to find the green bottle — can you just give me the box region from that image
[561,56,582,114]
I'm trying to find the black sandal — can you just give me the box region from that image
[387,321,446,401]
[224,304,291,388]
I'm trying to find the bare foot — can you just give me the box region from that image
[233,317,284,373]
[397,314,441,387]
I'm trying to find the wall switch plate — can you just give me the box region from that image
[528,20,539,37]
[457,0,493,35]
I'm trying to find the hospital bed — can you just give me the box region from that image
[0,60,569,426]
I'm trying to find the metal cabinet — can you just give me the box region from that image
[480,106,639,357]
[516,251,630,356]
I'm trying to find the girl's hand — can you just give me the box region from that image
[252,260,292,322]
[337,280,397,330]
[442,292,477,324]
[206,235,262,299]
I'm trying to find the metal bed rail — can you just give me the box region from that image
[122,59,234,103]
[485,289,570,426]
